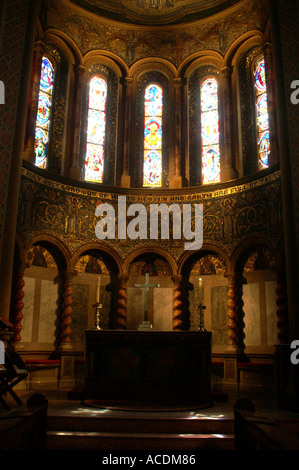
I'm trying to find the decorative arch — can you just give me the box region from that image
[123,247,177,276]
[83,50,127,78]
[25,234,72,271]
[177,243,229,277]
[43,29,83,65]
[181,51,223,78]
[129,57,177,81]
[230,234,276,274]
[224,30,264,69]
[71,242,123,275]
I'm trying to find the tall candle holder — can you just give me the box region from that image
[195,304,206,331]
[93,303,103,330]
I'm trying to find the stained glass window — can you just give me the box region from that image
[85,76,107,183]
[34,57,54,168]
[201,77,220,184]
[143,84,163,187]
[254,57,270,169]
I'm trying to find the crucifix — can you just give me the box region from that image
[135,272,160,330]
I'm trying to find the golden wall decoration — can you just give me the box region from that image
[18,164,282,266]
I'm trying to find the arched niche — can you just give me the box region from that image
[126,251,174,331]
[72,248,120,339]
[234,243,278,354]
[20,240,67,351]
[180,249,228,342]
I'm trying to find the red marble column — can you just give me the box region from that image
[116,275,128,329]
[172,275,183,331]
[60,273,74,347]
[12,272,25,343]
[226,274,239,351]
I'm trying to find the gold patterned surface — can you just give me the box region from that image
[18,164,283,272]
[69,0,241,25]
[47,0,269,64]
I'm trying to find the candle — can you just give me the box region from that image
[96,277,100,303]
[198,277,203,305]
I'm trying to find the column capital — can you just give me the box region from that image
[173,77,182,88]
[34,40,46,56]
[118,274,129,284]
[73,64,87,80]
[125,77,133,89]
[220,65,233,79]
[171,275,182,285]
[63,269,78,282]
[262,42,272,54]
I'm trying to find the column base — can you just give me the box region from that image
[58,350,76,390]
[138,320,153,330]
[22,147,36,165]
[69,165,82,181]
[169,175,183,189]
[223,351,239,388]
[121,173,131,188]
[221,166,238,183]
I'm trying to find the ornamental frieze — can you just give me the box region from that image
[17,165,283,259]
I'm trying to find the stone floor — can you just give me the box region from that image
[1,386,299,451]
[4,384,297,421]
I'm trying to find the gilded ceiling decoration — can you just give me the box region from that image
[69,0,242,25]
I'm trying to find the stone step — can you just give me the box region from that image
[47,414,234,435]
[46,430,235,450]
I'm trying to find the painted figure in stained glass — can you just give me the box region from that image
[201,77,220,184]
[143,84,163,187]
[254,57,270,169]
[34,57,54,169]
[85,76,107,183]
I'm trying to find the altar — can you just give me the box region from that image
[84,329,212,408]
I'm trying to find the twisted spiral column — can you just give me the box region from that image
[226,275,239,350]
[116,275,128,330]
[60,272,75,346]
[172,275,183,331]
[12,273,25,343]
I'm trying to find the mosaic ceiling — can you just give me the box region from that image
[69,0,241,25]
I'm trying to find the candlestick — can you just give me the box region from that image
[96,277,100,304]
[93,303,103,330]
[198,277,203,305]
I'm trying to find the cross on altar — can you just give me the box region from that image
[135,272,160,330]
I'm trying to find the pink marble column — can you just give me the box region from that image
[172,275,183,331]
[12,273,25,343]
[116,275,128,330]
